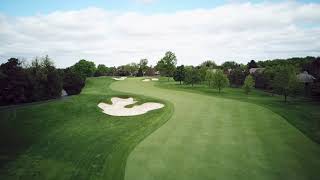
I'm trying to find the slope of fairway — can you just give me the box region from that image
[111,78,320,180]
[0,77,172,180]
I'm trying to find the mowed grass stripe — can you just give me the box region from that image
[110,78,320,180]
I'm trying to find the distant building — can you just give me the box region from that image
[249,68,265,74]
[297,71,316,83]
[297,71,316,97]
[61,89,68,97]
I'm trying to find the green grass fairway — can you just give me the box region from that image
[111,78,320,180]
[0,77,172,180]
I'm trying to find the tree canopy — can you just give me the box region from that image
[72,59,96,78]
[173,65,185,84]
[211,70,229,93]
[272,65,301,102]
[243,75,255,94]
[184,66,201,87]
[156,51,177,80]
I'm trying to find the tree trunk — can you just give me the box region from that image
[219,87,221,93]
[180,80,181,85]
[168,76,170,81]
[192,83,194,87]
[284,94,287,102]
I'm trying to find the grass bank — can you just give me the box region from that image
[0,77,173,180]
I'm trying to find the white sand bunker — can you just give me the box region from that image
[142,79,150,82]
[98,97,164,116]
[113,77,127,81]
[151,78,159,81]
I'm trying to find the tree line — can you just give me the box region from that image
[0,56,87,106]
[1,52,319,105]
[171,55,320,102]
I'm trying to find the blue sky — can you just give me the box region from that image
[1,0,319,16]
[0,0,320,67]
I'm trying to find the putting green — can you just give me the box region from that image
[111,78,320,180]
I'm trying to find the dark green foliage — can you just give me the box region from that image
[243,75,255,94]
[247,60,258,69]
[211,69,229,93]
[156,51,177,80]
[94,64,109,77]
[0,58,29,105]
[199,60,217,68]
[173,65,185,84]
[145,66,155,76]
[184,66,201,87]
[116,65,130,76]
[221,61,239,70]
[0,56,63,105]
[136,67,143,77]
[107,67,117,76]
[257,56,315,70]
[71,59,96,78]
[46,66,62,98]
[62,69,85,95]
[139,59,148,75]
[27,56,62,101]
[228,67,247,87]
[198,66,208,82]
[272,65,301,102]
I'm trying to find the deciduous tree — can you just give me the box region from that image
[72,59,96,78]
[156,51,177,81]
[243,75,255,94]
[272,65,301,102]
[211,70,229,93]
[184,67,201,87]
[173,65,185,84]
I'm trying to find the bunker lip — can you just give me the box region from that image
[98,97,164,116]
[113,77,127,81]
[142,78,158,81]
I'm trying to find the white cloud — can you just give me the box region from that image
[134,0,157,4]
[0,2,320,68]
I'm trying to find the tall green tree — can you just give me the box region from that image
[128,63,139,76]
[156,51,177,81]
[272,65,301,102]
[184,67,201,87]
[145,66,156,76]
[94,64,109,77]
[199,66,209,82]
[247,60,258,69]
[221,61,239,70]
[211,70,229,93]
[0,58,29,105]
[63,68,85,95]
[205,69,215,87]
[200,60,217,68]
[243,75,255,94]
[72,59,96,78]
[173,65,185,84]
[228,67,246,87]
[139,59,148,75]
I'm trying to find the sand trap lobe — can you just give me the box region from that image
[98,97,164,116]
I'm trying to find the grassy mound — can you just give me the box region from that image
[0,77,173,180]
